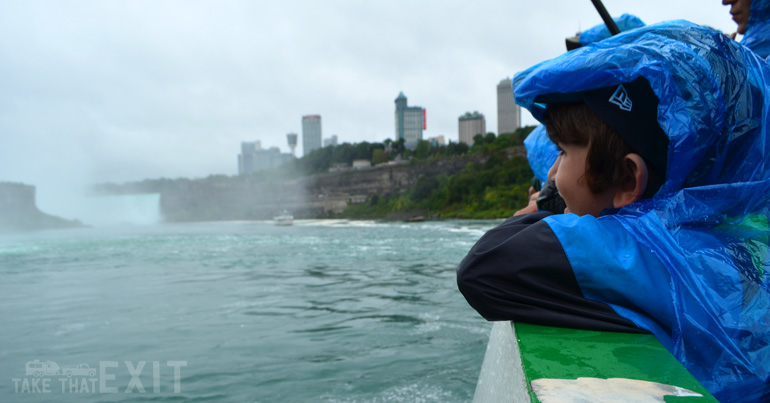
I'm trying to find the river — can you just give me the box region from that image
[0,219,498,402]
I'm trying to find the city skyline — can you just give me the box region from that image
[263,78,516,157]
[0,1,739,220]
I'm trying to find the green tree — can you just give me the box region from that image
[372,149,388,165]
[414,140,430,161]
[473,134,485,147]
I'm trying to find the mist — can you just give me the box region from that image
[52,193,162,227]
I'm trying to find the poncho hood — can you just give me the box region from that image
[515,20,770,401]
[525,14,646,183]
[516,20,769,197]
[578,13,645,46]
[742,0,770,57]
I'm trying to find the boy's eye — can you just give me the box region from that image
[556,146,565,155]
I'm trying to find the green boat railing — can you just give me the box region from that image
[473,321,718,402]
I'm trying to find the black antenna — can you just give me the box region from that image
[590,0,620,36]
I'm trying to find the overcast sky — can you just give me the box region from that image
[0,0,738,198]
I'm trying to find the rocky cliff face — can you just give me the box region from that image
[300,157,484,215]
[0,182,83,231]
[158,174,309,221]
[159,155,487,221]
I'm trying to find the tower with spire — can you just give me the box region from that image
[394,91,425,149]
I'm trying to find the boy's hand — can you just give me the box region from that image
[514,191,540,216]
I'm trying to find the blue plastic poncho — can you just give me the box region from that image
[514,21,770,401]
[579,13,646,46]
[522,125,557,183]
[741,0,770,58]
[523,14,646,184]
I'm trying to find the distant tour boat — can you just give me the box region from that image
[274,211,294,226]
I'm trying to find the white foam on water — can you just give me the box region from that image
[295,219,381,227]
[445,226,489,238]
[53,322,87,337]
[0,243,42,255]
[323,383,456,403]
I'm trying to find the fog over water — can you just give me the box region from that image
[60,194,162,227]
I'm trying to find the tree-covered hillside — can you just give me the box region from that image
[336,126,537,219]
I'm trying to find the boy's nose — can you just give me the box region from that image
[548,155,561,182]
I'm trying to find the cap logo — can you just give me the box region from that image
[609,84,632,111]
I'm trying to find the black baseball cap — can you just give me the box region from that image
[535,77,669,182]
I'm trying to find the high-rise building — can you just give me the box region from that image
[238,141,259,174]
[286,133,298,157]
[323,134,338,147]
[302,115,322,156]
[427,135,446,147]
[394,92,425,149]
[497,78,521,135]
[238,141,291,175]
[458,111,486,145]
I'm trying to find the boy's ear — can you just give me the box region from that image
[613,153,648,208]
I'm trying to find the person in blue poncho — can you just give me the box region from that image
[723,0,770,57]
[458,21,770,401]
[517,14,645,216]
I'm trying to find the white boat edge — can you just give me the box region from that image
[473,321,530,403]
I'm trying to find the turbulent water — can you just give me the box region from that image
[0,219,499,402]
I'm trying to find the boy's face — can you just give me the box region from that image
[548,143,617,217]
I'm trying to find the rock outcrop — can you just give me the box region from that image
[0,182,84,232]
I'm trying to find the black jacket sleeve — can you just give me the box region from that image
[457,212,646,333]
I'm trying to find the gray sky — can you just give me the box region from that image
[0,0,738,195]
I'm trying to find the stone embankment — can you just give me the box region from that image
[158,154,497,221]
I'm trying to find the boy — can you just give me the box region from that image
[457,21,770,401]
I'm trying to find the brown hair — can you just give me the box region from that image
[543,103,635,194]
